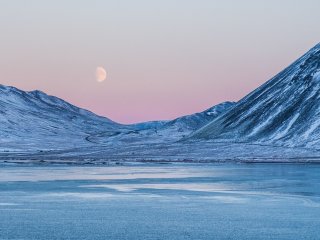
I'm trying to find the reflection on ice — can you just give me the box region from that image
[81,183,231,193]
[201,196,248,204]
[0,166,218,182]
[0,203,19,206]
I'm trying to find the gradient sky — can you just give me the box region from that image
[1,0,320,123]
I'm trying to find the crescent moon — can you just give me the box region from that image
[96,67,107,82]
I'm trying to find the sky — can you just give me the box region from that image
[0,0,320,124]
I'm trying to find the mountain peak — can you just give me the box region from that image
[190,43,320,148]
[0,84,119,150]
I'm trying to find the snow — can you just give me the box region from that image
[313,70,320,81]
[247,106,283,138]
[302,118,320,140]
[273,112,300,140]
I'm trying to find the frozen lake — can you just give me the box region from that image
[0,164,320,239]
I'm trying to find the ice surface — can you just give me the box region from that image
[0,164,320,239]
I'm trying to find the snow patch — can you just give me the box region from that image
[302,119,320,140]
[273,113,300,140]
[313,71,320,81]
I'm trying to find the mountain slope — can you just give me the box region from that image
[0,85,122,150]
[163,101,235,131]
[153,102,235,140]
[190,43,320,147]
[141,101,235,141]
[0,84,235,149]
[87,102,235,144]
[134,101,234,131]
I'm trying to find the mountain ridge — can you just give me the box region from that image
[0,84,122,150]
[0,83,233,149]
[2,42,320,152]
[190,42,320,147]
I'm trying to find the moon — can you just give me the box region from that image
[96,66,107,82]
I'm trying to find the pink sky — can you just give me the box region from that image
[0,1,320,123]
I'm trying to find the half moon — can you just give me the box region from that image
[96,67,107,82]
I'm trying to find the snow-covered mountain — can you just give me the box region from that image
[4,42,320,153]
[0,84,234,149]
[0,85,122,150]
[191,43,320,148]
[166,102,235,130]
[134,102,234,131]
[153,102,235,139]
[130,102,235,142]
[87,102,235,144]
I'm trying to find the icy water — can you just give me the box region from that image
[0,164,320,240]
